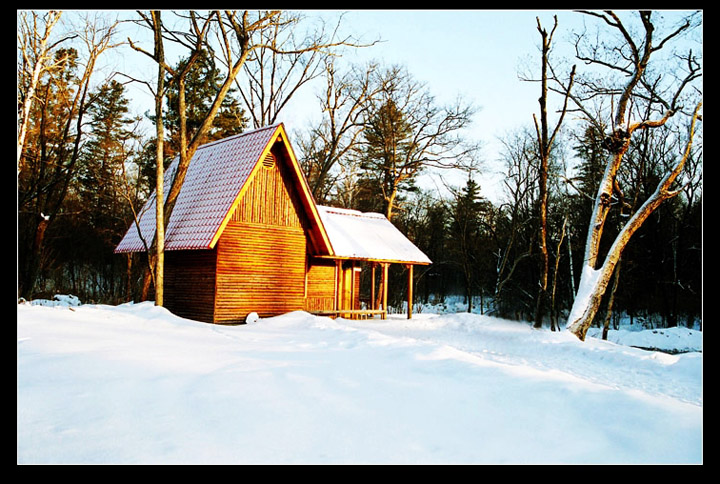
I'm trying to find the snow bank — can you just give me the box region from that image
[17,298,702,464]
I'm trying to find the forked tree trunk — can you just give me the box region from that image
[566,104,701,340]
[563,11,701,340]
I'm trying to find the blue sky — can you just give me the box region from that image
[278,9,700,202]
[110,9,700,203]
[279,10,593,200]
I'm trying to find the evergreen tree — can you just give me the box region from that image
[164,49,248,158]
[356,98,415,218]
[77,80,136,219]
[18,47,81,298]
[51,80,141,302]
[449,176,487,311]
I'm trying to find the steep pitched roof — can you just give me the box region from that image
[115,124,331,254]
[115,123,431,267]
[317,206,432,265]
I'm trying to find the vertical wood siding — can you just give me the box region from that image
[339,264,361,310]
[231,151,304,228]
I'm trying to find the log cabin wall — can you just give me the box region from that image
[214,146,308,322]
[305,258,336,312]
[165,249,217,323]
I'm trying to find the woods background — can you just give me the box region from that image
[17,10,702,331]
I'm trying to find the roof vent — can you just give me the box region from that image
[262,152,275,169]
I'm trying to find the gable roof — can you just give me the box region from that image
[317,206,432,265]
[115,123,431,267]
[115,123,331,254]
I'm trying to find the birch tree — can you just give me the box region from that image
[17,10,71,170]
[17,12,121,299]
[562,11,702,340]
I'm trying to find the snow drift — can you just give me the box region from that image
[17,298,702,464]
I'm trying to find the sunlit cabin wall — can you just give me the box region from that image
[214,145,308,323]
[339,262,361,311]
[305,258,336,312]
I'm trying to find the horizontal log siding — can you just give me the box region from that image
[216,222,306,321]
[165,249,217,323]
[305,259,336,311]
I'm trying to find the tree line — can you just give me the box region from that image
[17,10,702,334]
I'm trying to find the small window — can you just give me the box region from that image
[262,152,275,169]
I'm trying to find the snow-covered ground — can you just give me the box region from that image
[17,296,702,464]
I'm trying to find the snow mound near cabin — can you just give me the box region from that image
[17,297,702,464]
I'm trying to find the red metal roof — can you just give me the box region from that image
[116,124,280,253]
[115,123,430,267]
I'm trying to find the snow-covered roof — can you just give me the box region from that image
[317,206,431,265]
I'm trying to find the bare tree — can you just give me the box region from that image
[493,128,540,318]
[561,11,702,340]
[298,59,381,203]
[359,65,479,220]
[17,12,121,298]
[127,10,365,304]
[229,13,342,128]
[529,16,576,328]
[17,11,73,170]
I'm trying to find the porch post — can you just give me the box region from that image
[382,263,388,320]
[334,259,342,311]
[371,262,376,310]
[407,264,414,319]
[351,260,356,311]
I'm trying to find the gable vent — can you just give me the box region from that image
[262,152,275,169]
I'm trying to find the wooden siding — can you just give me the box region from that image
[340,264,361,310]
[215,222,306,322]
[230,149,304,228]
[214,150,309,323]
[165,249,217,323]
[305,258,336,312]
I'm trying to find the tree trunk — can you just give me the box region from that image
[465,273,473,313]
[152,11,166,307]
[21,214,50,299]
[602,258,621,340]
[125,253,133,302]
[567,103,700,340]
[531,17,574,329]
[549,215,568,331]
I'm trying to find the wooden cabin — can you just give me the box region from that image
[115,124,431,323]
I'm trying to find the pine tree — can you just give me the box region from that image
[18,47,81,298]
[164,49,247,159]
[77,80,137,241]
[357,98,415,219]
[48,80,141,301]
[450,176,493,312]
